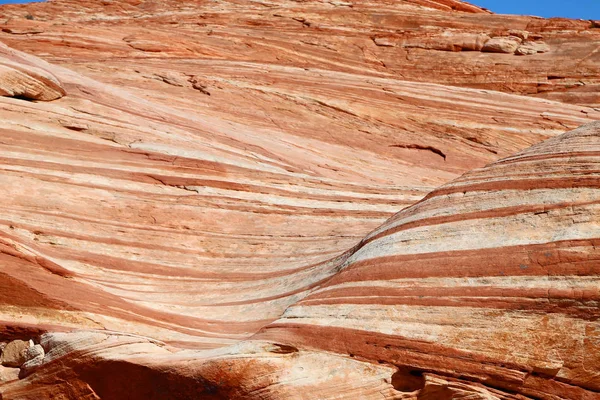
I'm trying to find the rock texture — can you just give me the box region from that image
[255,121,600,398]
[20,344,44,374]
[0,0,598,106]
[2,122,599,399]
[0,43,65,101]
[0,0,597,399]
[0,341,30,368]
[0,366,19,383]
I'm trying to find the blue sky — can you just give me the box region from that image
[475,0,600,20]
[0,0,598,20]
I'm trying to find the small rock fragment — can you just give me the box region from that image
[189,76,211,95]
[0,365,20,382]
[508,29,529,40]
[154,72,186,87]
[372,36,396,47]
[454,33,490,51]
[481,36,521,54]
[1,340,31,368]
[20,344,45,376]
[515,41,550,55]
[515,46,536,56]
[59,119,89,132]
[25,344,44,363]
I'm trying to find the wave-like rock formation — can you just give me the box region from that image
[0,0,598,106]
[0,0,598,398]
[256,121,600,398]
[2,121,599,400]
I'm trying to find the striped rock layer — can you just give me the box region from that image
[254,121,600,399]
[0,0,597,399]
[2,119,599,400]
[0,0,599,106]
[0,42,65,101]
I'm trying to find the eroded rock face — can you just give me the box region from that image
[1,0,597,106]
[253,121,600,398]
[0,30,593,354]
[0,366,19,383]
[0,340,30,368]
[0,43,65,101]
[481,36,522,53]
[516,40,550,55]
[0,0,597,398]
[1,123,599,399]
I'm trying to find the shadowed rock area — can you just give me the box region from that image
[0,0,598,398]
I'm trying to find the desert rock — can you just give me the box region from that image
[0,0,596,398]
[251,121,600,398]
[508,29,529,40]
[481,36,522,53]
[0,42,65,101]
[515,40,551,55]
[0,0,597,105]
[0,340,30,368]
[20,344,44,371]
[1,122,599,399]
[0,366,19,383]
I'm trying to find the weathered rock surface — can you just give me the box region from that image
[0,0,597,398]
[20,344,44,374]
[0,6,594,351]
[0,340,30,368]
[516,40,551,55]
[0,0,598,106]
[2,122,599,399]
[481,36,522,53]
[253,121,600,398]
[0,366,19,383]
[0,43,65,101]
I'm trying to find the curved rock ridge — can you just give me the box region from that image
[0,0,598,106]
[253,121,600,398]
[0,43,65,101]
[0,0,598,398]
[0,36,596,351]
[1,122,598,400]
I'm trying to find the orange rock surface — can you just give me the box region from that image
[0,0,598,398]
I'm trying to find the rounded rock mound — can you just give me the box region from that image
[254,121,600,399]
[0,43,65,101]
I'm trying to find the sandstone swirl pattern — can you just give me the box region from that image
[255,121,600,398]
[2,120,599,400]
[0,0,597,399]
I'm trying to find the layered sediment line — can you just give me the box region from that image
[254,121,600,399]
[2,122,599,400]
[0,0,598,398]
[0,36,595,350]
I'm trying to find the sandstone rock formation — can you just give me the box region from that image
[0,0,597,398]
[0,43,65,101]
[481,36,522,53]
[0,0,598,106]
[254,121,600,398]
[1,121,599,399]
[0,366,19,384]
[0,341,30,368]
